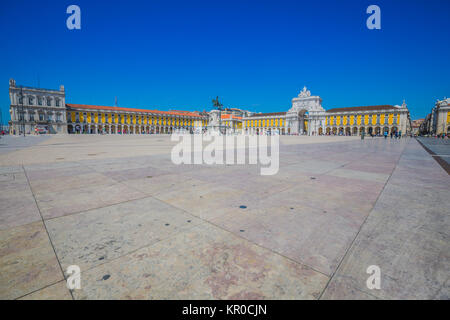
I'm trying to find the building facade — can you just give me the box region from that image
[323,104,410,136]
[66,104,208,134]
[242,87,411,136]
[9,79,412,136]
[221,114,243,134]
[431,98,450,135]
[9,79,208,135]
[9,79,67,135]
[411,119,424,136]
[243,112,286,135]
[419,98,450,136]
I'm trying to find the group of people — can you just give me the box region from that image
[384,130,402,139]
[361,130,403,140]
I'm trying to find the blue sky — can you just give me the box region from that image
[1,0,449,122]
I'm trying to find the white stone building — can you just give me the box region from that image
[431,98,450,135]
[8,79,67,134]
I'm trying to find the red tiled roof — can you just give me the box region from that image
[169,110,200,114]
[326,105,396,113]
[66,104,204,117]
[221,114,242,120]
[247,112,286,117]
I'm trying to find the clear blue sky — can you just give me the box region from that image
[1,0,449,122]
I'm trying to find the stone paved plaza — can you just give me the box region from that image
[0,135,448,300]
[417,137,450,167]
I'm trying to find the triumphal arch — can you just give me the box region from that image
[285,86,326,135]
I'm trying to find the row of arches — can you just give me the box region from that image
[68,124,195,134]
[244,127,286,135]
[323,126,399,136]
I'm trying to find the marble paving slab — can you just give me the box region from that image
[0,221,64,299]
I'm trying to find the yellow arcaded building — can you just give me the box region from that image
[66,104,208,134]
[242,87,411,136]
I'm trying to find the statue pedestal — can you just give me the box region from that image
[207,126,222,136]
[207,109,225,135]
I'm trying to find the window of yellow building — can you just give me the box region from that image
[388,113,393,125]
